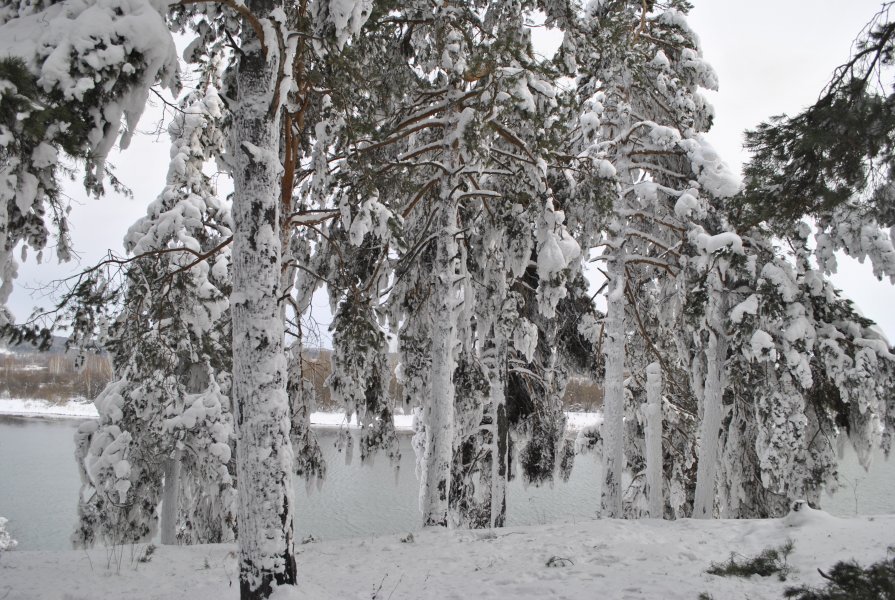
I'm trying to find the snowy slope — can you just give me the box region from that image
[1,510,891,599]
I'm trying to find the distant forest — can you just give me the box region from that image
[0,348,602,412]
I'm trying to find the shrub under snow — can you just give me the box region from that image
[0,516,17,552]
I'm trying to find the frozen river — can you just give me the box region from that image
[0,415,892,550]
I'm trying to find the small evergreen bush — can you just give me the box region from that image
[0,517,17,554]
[783,556,895,599]
[707,539,794,581]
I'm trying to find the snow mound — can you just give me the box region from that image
[783,500,835,528]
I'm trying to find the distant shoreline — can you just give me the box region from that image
[0,398,601,431]
[0,398,99,420]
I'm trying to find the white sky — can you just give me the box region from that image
[8,0,895,342]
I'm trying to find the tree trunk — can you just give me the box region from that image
[693,270,727,519]
[484,254,509,529]
[601,225,627,518]
[488,326,509,529]
[644,362,663,518]
[421,202,459,527]
[231,2,297,596]
[159,451,181,544]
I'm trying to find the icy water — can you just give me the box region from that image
[1,415,893,550]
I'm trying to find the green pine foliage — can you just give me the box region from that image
[0,58,88,158]
[738,10,895,231]
[784,555,895,600]
[707,539,794,581]
[741,83,895,230]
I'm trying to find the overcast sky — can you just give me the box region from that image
[8,0,895,342]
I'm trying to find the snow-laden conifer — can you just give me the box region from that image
[565,0,736,517]
[72,85,235,548]
[375,0,583,528]
[447,0,585,529]
[0,0,178,327]
[0,0,382,593]
[713,222,895,517]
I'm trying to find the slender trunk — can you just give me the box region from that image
[160,364,207,543]
[231,2,297,596]
[159,451,181,544]
[481,317,509,528]
[693,270,727,519]
[601,230,627,518]
[421,51,467,524]
[644,362,663,518]
[421,202,459,527]
[486,256,508,529]
[489,333,508,528]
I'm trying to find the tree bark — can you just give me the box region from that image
[488,327,508,529]
[159,451,181,544]
[484,257,508,529]
[693,269,728,519]
[644,362,663,518]
[231,1,297,596]
[601,229,627,518]
[421,201,459,527]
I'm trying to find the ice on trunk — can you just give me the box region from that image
[421,197,459,528]
[644,362,663,519]
[601,228,627,518]
[693,270,728,519]
[231,2,297,595]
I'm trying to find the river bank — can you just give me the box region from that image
[0,397,602,431]
[0,397,100,419]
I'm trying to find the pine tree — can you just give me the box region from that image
[372,0,584,529]
[71,83,235,548]
[0,0,378,595]
[738,4,895,285]
[563,0,738,517]
[740,4,895,232]
[0,0,179,329]
[713,221,895,518]
[677,212,747,518]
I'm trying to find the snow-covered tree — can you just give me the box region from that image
[0,0,379,594]
[444,0,589,529]
[738,4,895,300]
[559,2,895,522]
[594,266,700,520]
[0,0,179,329]
[563,0,738,517]
[327,280,400,467]
[711,222,895,518]
[72,84,235,548]
[365,0,586,529]
[675,215,746,519]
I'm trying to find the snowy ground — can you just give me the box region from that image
[1,508,891,599]
[0,398,601,431]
